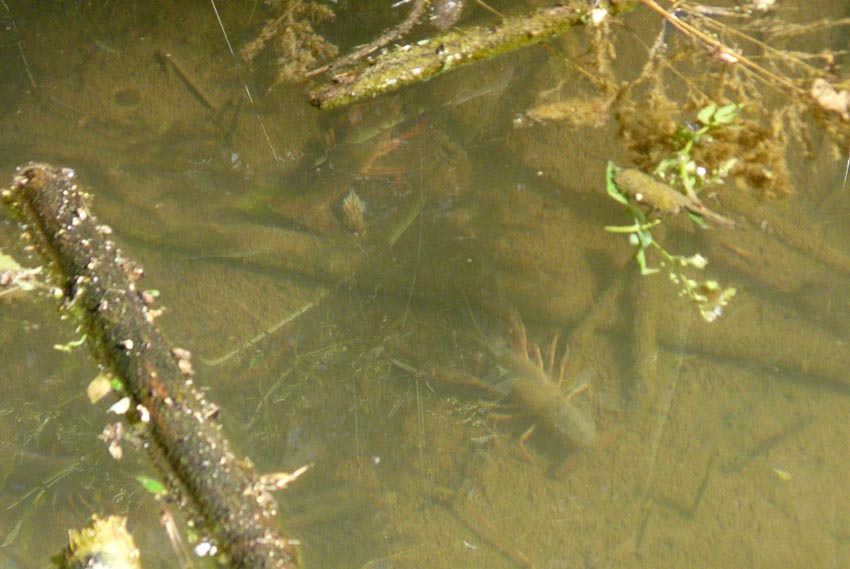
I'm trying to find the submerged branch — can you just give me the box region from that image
[309,2,634,109]
[3,164,300,568]
[306,0,429,78]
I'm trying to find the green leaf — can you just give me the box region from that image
[605,223,641,234]
[137,475,167,496]
[716,158,738,177]
[605,161,630,205]
[713,104,740,125]
[696,103,717,125]
[636,248,659,275]
[655,156,679,176]
[687,211,707,227]
[0,252,24,273]
[636,226,654,248]
[54,334,87,353]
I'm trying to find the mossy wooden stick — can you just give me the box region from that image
[309,1,635,109]
[3,164,299,568]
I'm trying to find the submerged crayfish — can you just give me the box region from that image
[479,312,596,453]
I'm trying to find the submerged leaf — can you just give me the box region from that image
[136,475,166,496]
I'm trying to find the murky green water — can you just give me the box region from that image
[2,1,850,567]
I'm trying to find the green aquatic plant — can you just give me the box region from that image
[136,475,166,496]
[604,102,743,322]
[605,159,736,323]
[53,334,87,353]
[653,102,740,202]
[242,0,338,86]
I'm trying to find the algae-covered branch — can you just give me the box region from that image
[308,2,635,109]
[2,164,302,568]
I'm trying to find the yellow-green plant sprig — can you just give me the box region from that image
[605,161,736,322]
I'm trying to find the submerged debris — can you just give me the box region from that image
[613,168,735,228]
[430,0,464,30]
[4,164,302,568]
[525,96,611,128]
[308,4,597,108]
[242,0,338,85]
[342,190,367,236]
[0,251,45,300]
[65,515,141,569]
[810,78,850,120]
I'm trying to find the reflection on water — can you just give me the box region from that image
[2,0,850,567]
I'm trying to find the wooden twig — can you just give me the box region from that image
[308,2,634,109]
[156,50,217,111]
[306,0,429,78]
[3,164,300,568]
